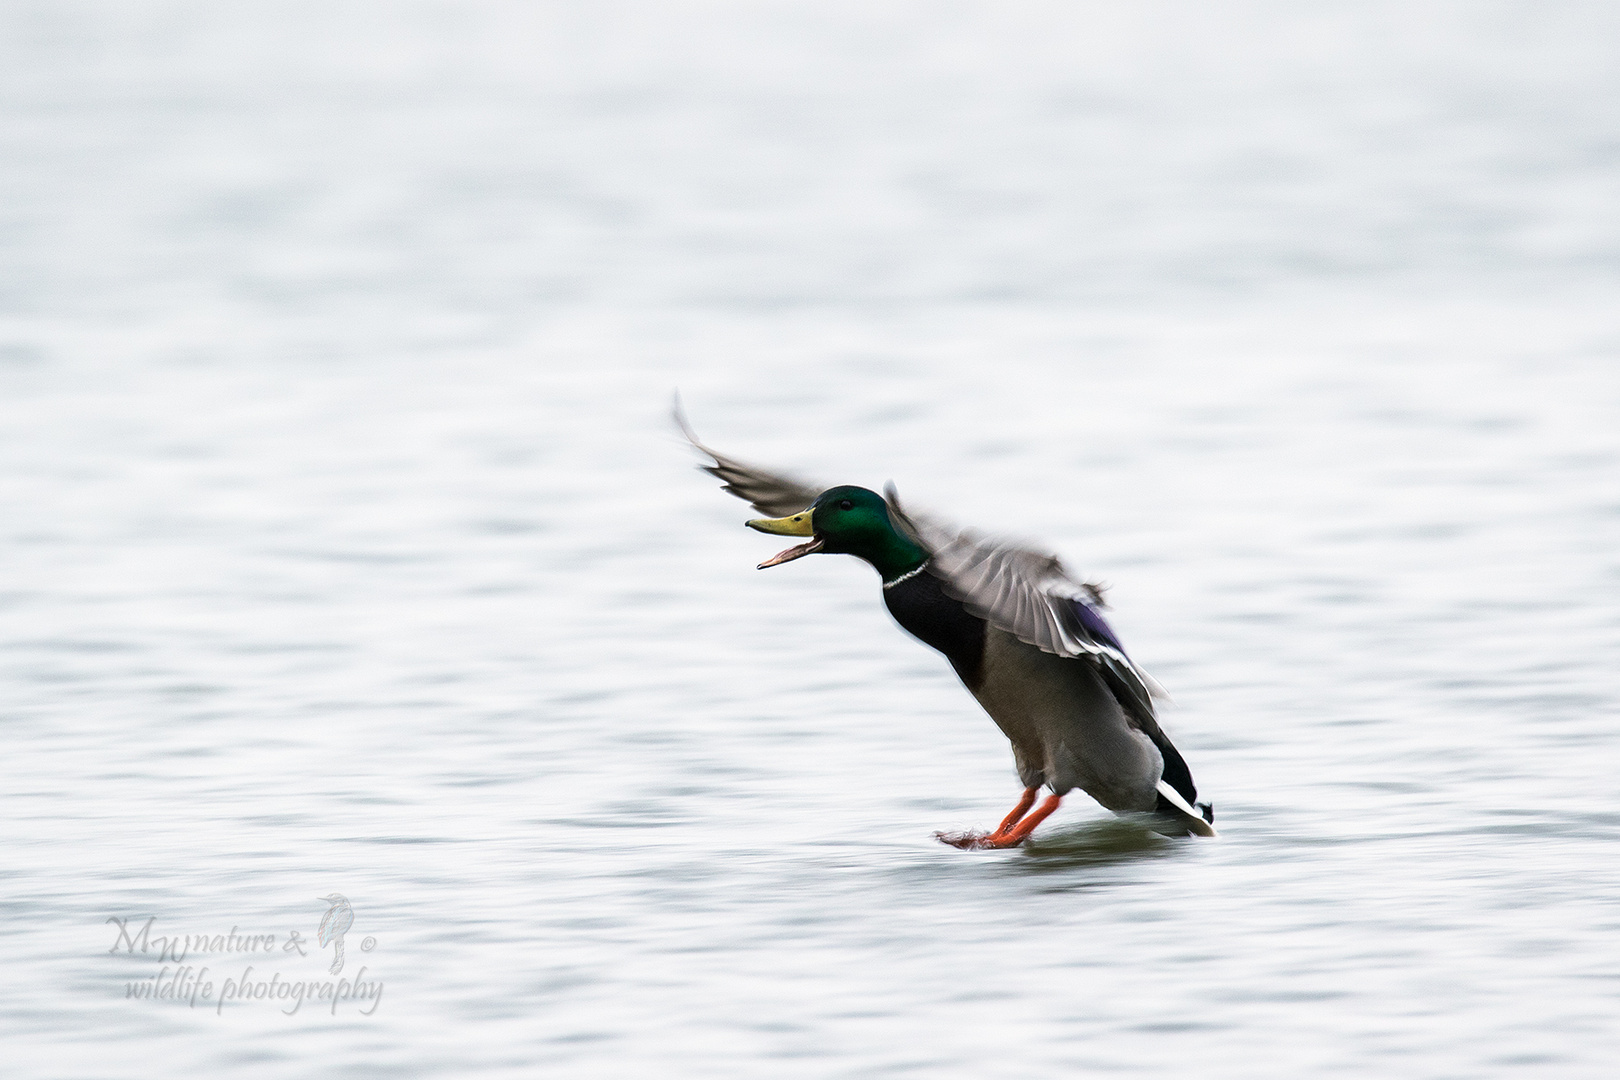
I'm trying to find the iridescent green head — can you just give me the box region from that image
[746,485,928,583]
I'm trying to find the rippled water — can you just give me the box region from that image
[4,3,1619,1076]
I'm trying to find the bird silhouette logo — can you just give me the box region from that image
[317,894,354,975]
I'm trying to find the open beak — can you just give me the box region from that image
[746,510,823,569]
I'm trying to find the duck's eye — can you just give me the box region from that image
[839,499,854,511]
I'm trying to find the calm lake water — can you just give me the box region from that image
[4,2,1619,1076]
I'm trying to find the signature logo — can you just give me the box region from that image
[107,892,382,1015]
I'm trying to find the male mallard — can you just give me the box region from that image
[681,413,1216,846]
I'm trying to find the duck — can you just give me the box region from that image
[680,410,1216,846]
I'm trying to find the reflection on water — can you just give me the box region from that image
[4,2,1620,1078]
[1016,817,1181,873]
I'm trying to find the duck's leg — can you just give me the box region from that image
[974,794,1062,849]
[989,786,1040,837]
[936,787,1045,849]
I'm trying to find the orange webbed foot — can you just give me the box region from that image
[935,792,1063,850]
[934,830,1026,849]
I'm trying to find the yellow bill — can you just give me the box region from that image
[746,509,823,568]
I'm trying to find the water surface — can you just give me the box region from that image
[3,3,1619,1076]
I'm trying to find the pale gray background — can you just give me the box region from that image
[3,2,1618,1076]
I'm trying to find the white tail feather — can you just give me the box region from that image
[1155,780,1218,837]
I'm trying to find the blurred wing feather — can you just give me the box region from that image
[676,402,824,516]
[885,486,1164,722]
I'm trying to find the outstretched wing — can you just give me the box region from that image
[676,403,824,517]
[885,485,1166,723]
[676,404,1165,720]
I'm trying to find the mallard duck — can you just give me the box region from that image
[681,412,1216,846]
